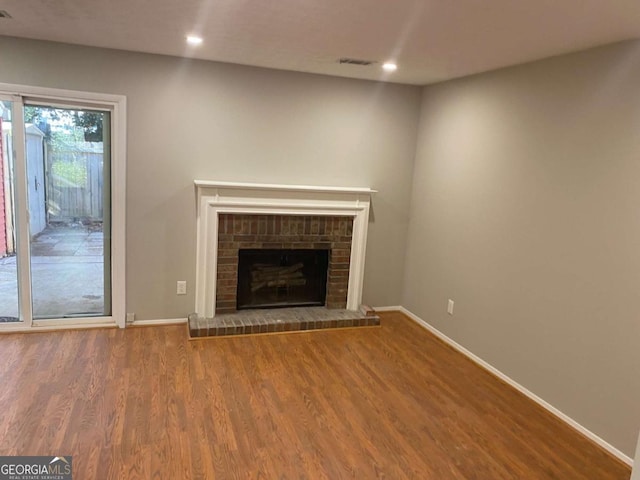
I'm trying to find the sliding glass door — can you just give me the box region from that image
[0,98,21,323]
[0,93,115,327]
[26,105,111,319]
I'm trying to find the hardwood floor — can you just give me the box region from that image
[0,312,631,479]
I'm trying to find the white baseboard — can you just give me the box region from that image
[131,318,187,326]
[376,305,633,467]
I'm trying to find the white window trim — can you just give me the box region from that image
[0,83,127,329]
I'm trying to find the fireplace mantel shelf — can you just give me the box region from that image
[194,180,377,195]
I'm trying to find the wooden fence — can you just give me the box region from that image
[45,146,104,222]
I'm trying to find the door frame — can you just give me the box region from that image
[0,83,126,330]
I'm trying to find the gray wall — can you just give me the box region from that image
[0,36,421,320]
[404,40,640,456]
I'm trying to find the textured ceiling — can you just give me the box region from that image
[1,0,640,85]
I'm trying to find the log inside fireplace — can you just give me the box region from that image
[236,249,329,310]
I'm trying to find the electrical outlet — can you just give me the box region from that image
[447,299,454,315]
[177,281,187,295]
[126,312,135,323]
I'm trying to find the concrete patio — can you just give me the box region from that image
[0,225,105,320]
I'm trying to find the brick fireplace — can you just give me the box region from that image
[216,214,353,314]
[194,181,375,318]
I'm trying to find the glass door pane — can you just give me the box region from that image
[0,100,20,323]
[25,105,111,318]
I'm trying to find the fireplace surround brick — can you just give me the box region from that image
[216,214,353,314]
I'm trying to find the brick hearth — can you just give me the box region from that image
[188,306,380,338]
[216,214,353,314]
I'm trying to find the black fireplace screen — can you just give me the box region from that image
[237,249,329,310]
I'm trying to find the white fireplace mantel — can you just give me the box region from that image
[194,180,376,318]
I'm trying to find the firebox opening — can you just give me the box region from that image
[237,249,329,310]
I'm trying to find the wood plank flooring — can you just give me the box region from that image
[0,312,631,479]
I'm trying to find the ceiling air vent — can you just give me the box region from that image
[0,10,12,18]
[339,58,375,66]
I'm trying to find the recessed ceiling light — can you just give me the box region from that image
[382,62,398,72]
[186,35,203,46]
